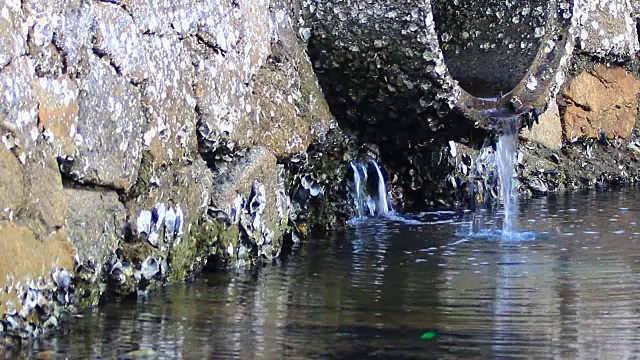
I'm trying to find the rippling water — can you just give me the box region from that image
[16,189,640,359]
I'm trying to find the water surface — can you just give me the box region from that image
[20,189,640,359]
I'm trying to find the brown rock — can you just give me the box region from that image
[0,141,67,240]
[65,188,126,271]
[520,101,562,150]
[19,144,68,240]
[0,143,25,216]
[33,75,79,158]
[562,65,640,141]
[0,222,74,316]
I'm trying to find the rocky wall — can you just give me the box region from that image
[0,0,336,339]
[2,0,640,343]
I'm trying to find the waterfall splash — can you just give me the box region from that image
[350,160,393,218]
[495,116,520,234]
[465,114,535,241]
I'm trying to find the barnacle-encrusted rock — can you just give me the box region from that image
[208,147,290,265]
[141,35,198,166]
[22,0,69,49]
[0,0,26,69]
[574,0,639,60]
[123,158,212,268]
[129,0,200,36]
[192,1,332,161]
[197,0,272,83]
[93,2,149,83]
[32,75,79,159]
[286,128,360,230]
[64,189,126,287]
[0,223,75,330]
[62,54,144,190]
[251,8,333,158]
[0,56,38,160]
[52,1,95,74]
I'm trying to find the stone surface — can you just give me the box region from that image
[22,0,71,52]
[53,1,95,74]
[0,1,27,69]
[28,41,65,77]
[193,4,331,160]
[562,65,640,140]
[520,100,563,150]
[189,0,275,158]
[64,188,126,273]
[0,0,333,340]
[129,0,202,36]
[0,56,39,159]
[190,36,255,156]
[93,2,149,83]
[19,144,68,241]
[64,54,144,190]
[197,0,272,83]
[140,35,197,166]
[33,75,79,158]
[575,0,639,59]
[250,13,333,158]
[0,141,67,241]
[0,143,25,217]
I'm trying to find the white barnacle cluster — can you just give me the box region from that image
[136,202,184,248]
[1,265,74,338]
[223,180,281,260]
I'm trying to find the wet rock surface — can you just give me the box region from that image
[206,147,290,265]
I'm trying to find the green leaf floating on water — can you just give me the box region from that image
[420,330,437,340]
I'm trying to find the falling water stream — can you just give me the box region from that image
[350,160,392,218]
[495,116,520,234]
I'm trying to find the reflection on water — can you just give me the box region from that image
[16,189,640,359]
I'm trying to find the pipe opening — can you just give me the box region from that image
[432,0,549,99]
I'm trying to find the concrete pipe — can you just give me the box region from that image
[306,0,575,139]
